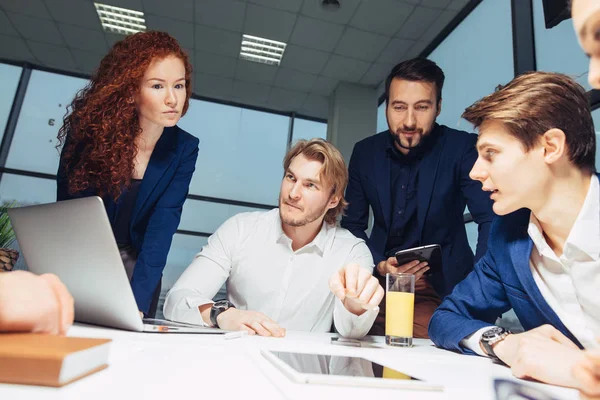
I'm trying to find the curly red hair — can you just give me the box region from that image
[57,31,193,199]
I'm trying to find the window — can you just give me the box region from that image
[593,109,600,168]
[177,99,290,206]
[533,0,590,90]
[0,174,56,205]
[291,117,327,143]
[0,63,22,143]
[5,70,88,174]
[179,200,270,234]
[465,221,478,254]
[376,101,387,133]
[428,0,514,130]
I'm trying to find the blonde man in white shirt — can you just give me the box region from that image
[427,71,600,396]
[164,139,383,338]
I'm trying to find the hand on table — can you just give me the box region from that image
[573,339,600,399]
[329,263,384,316]
[0,271,74,335]
[376,257,429,281]
[217,308,285,337]
[493,324,583,388]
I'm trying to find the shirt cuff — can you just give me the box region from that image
[460,326,492,357]
[333,297,379,339]
[163,289,213,326]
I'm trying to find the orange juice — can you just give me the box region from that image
[385,291,414,338]
[382,367,412,380]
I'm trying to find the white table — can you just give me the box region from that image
[0,324,580,400]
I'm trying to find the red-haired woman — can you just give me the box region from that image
[56,31,199,318]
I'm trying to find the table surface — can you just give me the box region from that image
[0,324,580,400]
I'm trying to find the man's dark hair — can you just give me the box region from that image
[385,58,445,105]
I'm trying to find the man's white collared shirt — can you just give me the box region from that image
[163,209,378,338]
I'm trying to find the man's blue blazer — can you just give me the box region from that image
[427,183,600,352]
[57,125,199,314]
[341,125,495,297]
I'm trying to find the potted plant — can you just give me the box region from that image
[0,203,18,272]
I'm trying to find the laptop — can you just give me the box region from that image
[8,196,226,334]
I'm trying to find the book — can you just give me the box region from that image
[0,333,111,387]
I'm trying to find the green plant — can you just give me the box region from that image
[0,203,16,249]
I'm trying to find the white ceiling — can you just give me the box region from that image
[0,0,469,120]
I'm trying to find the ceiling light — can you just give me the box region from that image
[94,2,146,35]
[239,34,287,66]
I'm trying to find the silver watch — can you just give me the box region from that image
[480,326,511,360]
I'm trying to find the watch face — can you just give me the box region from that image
[482,326,505,340]
[213,300,230,310]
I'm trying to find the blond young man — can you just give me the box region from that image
[164,139,383,338]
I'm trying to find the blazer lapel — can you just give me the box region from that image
[374,136,392,230]
[131,128,178,223]
[509,220,580,344]
[416,129,445,241]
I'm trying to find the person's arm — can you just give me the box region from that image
[341,145,385,265]
[131,138,199,314]
[460,135,495,261]
[428,244,512,354]
[163,214,238,326]
[163,215,286,337]
[0,271,74,335]
[329,242,383,339]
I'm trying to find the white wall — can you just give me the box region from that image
[327,82,378,164]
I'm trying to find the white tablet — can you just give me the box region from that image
[261,350,443,391]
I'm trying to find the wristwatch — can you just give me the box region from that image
[210,300,235,328]
[480,326,511,360]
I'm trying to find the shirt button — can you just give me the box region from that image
[401,185,406,190]
[398,210,404,215]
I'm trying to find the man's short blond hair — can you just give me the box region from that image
[283,139,348,225]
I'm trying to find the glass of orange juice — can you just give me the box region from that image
[385,273,415,347]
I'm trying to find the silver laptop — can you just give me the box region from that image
[8,196,225,334]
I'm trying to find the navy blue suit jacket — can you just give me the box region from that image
[427,190,597,352]
[341,124,495,297]
[57,125,199,314]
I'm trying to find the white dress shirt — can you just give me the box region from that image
[463,175,600,355]
[163,209,378,338]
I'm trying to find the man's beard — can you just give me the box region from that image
[393,123,434,151]
[279,199,329,227]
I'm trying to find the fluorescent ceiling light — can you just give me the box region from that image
[94,2,146,35]
[239,34,287,66]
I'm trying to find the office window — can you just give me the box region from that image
[533,0,590,90]
[6,70,88,174]
[177,99,289,206]
[291,118,327,143]
[0,64,22,143]
[465,221,478,254]
[179,199,270,234]
[428,0,514,130]
[376,102,387,133]
[162,233,209,291]
[0,174,56,205]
